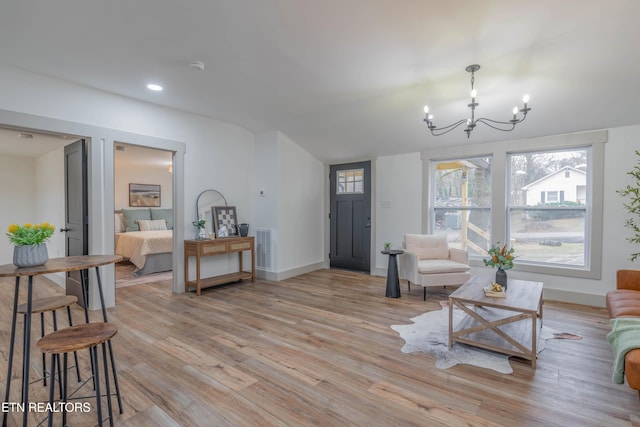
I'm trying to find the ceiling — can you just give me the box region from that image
[1,1,639,163]
[115,143,172,169]
[0,127,71,157]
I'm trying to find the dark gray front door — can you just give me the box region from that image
[63,139,88,306]
[329,161,371,272]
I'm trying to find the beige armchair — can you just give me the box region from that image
[398,234,471,300]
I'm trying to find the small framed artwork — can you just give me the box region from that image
[129,183,161,207]
[212,206,238,237]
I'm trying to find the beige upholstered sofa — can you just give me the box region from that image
[398,234,471,300]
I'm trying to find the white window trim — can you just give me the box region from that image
[422,130,606,279]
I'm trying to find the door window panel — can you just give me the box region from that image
[337,169,364,194]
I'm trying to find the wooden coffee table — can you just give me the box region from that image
[448,276,544,368]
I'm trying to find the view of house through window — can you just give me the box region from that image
[508,148,590,267]
[432,157,492,255]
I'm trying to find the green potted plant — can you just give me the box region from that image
[483,243,515,289]
[618,150,640,261]
[6,222,56,267]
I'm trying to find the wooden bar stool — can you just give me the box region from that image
[37,322,118,427]
[16,295,81,390]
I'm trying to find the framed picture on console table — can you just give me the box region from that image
[212,205,238,237]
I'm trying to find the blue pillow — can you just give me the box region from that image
[121,209,151,232]
[150,209,173,230]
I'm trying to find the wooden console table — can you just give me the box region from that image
[184,236,255,296]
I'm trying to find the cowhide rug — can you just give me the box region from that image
[391,302,581,374]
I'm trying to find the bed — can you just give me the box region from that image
[115,210,173,276]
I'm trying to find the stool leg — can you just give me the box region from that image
[40,312,46,387]
[66,306,82,382]
[2,277,20,427]
[52,311,63,399]
[90,346,104,427]
[101,343,114,427]
[107,341,123,413]
[62,353,68,427]
[47,354,57,427]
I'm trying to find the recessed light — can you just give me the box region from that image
[18,133,33,139]
[147,83,163,91]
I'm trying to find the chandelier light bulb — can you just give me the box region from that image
[523,94,530,103]
[471,89,477,99]
[424,105,429,114]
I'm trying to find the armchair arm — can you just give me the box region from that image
[617,270,640,291]
[399,251,419,284]
[449,247,469,265]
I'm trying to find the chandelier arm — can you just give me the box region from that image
[474,118,517,132]
[428,119,468,136]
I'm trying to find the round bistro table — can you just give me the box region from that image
[0,255,122,427]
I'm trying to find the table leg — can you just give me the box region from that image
[385,254,401,298]
[2,277,20,427]
[21,276,33,427]
[448,298,453,348]
[95,267,108,322]
[94,266,123,414]
[531,313,537,369]
[80,269,90,323]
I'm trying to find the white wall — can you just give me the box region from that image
[0,148,65,284]
[114,165,173,210]
[253,131,325,278]
[0,156,36,264]
[276,132,325,274]
[35,146,66,285]
[374,152,422,273]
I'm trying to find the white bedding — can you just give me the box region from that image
[115,230,173,270]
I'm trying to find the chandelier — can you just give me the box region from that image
[423,64,531,138]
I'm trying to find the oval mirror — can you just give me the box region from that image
[196,189,227,237]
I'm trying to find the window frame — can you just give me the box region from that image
[422,131,605,280]
[506,146,591,271]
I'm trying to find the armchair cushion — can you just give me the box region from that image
[417,259,470,274]
[404,234,449,260]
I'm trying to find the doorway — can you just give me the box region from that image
[329,161,372,272]
[0,127,74,278]
[114,143,174,289]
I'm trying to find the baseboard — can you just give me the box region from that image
[372,267,387,277]
[543,288,605,308]
[256,261,325,282]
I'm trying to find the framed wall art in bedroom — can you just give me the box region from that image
[129,183,161,207]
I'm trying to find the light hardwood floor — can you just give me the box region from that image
[1,269,638,426]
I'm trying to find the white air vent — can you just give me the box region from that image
[256,229,273,271]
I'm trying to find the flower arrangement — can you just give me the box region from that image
[192,219,206,229]
[483,243,516,270]
[7,222,56,246]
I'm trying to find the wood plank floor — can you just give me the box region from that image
[1,269,639,426]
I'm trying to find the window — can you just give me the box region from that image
[336,169,364,194]
[431,157,492,253]
[424,130,605,279]
[508,148,590,268]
